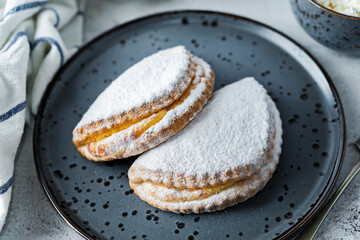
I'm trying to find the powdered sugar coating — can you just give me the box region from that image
[132,77,278,178]
[129,91,282,213]
[79,56,214,160]
[76,46,191,129]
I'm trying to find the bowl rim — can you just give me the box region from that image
[309,0,360,20]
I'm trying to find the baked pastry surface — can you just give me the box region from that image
[128,77,282,213]
[73,46,215,161]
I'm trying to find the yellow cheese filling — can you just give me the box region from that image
[79,64,201,147]
[141,180,238,202]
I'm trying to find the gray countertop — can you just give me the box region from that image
[1,0,359,239]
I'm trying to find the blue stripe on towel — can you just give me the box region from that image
[40,7,60,28]
[3,32,27,52]
[0,101,26,123]
[0,177,13,195]
[32,37,64,66]
[75,10,84,17]
[3,1,48,19]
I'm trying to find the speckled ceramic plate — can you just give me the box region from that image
[34,11,345,240]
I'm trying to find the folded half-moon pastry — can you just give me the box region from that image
[73,46,215,161]
[128,77,282,213]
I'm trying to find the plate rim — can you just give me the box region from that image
[33,10,346,240]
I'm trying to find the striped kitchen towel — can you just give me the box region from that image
[0,0,84,231]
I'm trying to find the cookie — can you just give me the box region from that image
[73,46,215,161]
[128,77,282,213]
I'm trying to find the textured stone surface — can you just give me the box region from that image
[1,0,359,239]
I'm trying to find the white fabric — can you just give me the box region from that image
[0,0,84,231]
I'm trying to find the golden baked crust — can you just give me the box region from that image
[73,51,215,161]
[129,153,279,214]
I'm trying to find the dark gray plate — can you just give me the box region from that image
[34,11,345,240]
